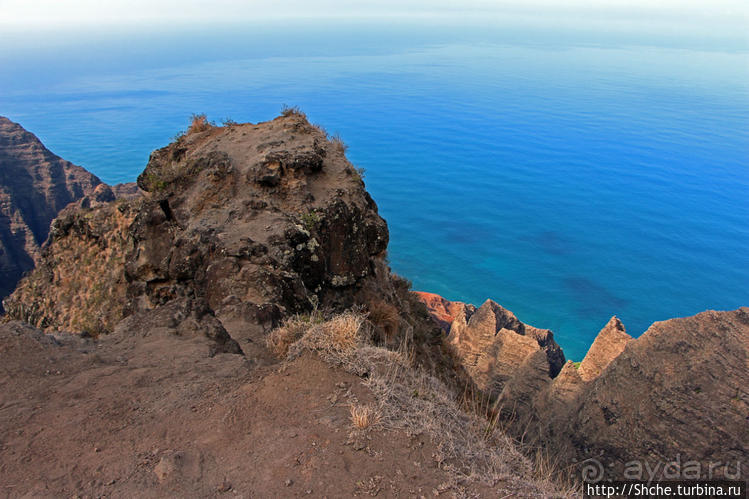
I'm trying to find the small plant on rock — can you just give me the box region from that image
[330,133,348,153]
[280,104,306,118]
[350,404,381,430]
[188,113,211,134]
[300,210,321,232]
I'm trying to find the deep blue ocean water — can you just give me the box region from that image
[2,22,747,360]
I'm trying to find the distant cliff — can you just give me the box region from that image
[417,292,749,482]
[0,116,103,310]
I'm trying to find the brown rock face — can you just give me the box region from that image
[6,113,433,360]
[577,315,631,382]
[433,297,566,396]
[0,116,102,310]
[414,293,567,404]
[507,309,749,481]
[110,182,142,199]
[126,114,396,347]
[558,308,749,480]
[537,360,585,409]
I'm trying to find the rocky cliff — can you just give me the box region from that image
[417,292,749,481]
[1,113,546,497]
[0,116,103,311]
[3,111,746,490]
[540,308,749,481]
[4,112,440,366]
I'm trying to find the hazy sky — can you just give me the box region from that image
[1,0,747,27]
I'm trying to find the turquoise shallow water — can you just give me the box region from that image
[1,22,748,359]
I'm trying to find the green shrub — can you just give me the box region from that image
[300,210,321,231]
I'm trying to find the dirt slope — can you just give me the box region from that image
[0,317,560,498]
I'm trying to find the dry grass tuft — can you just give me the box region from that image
[364,358,533,487]
[268,311,369,367]
[188,113,211,134]
[367,300,401,344]
[330,133,348,153]
[532,448,581,496]
[287,311,365,362]
[265,314,314,358]
[280,104,306,118]
[349,404,381,430]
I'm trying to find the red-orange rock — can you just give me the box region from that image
[412,291,468,332]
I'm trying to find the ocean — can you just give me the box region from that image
[1,21,747,360]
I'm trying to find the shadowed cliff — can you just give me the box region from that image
[0,116,103,310]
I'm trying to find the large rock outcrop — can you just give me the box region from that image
[0,116,102,310]
[127,114,393,339]
[5,113,438,362]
